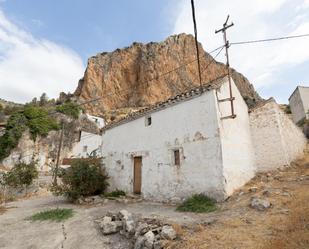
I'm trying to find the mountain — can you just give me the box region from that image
[74,33,262,117]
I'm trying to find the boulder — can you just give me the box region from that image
[144,231,155,248]
[250,197,271,211]
[160,225,177,240]
[99,216,123,235]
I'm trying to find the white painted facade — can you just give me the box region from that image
[289,86,309,123]
[101,77,256,201]
[249,99,307,172]
[72,131,102,158]
[86,114,105,128]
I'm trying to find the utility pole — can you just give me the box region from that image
[53,120,64,185]
[215,15,236,119]
[190,0,202,87]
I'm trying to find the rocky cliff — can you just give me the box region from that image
[75,33,262,116]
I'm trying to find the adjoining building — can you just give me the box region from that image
[99,76,306,202]
[289,86,309,124]
[250,98,307,172]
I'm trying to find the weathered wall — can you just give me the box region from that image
[101,89,226,202]
[72,131,102,158]
[216,79,256,196]
[289,86,309,123]
[250,100,307,172]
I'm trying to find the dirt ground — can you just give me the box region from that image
[0,150,308,249]
[166,150,309,249]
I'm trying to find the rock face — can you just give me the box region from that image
[75,33,262,116]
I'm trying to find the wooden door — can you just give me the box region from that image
[133,157,142,194]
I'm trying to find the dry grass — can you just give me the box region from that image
[166,148,309,249]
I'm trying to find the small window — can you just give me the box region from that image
[83,145,88,153]
[145,116,152,126]
[174,149,180,166]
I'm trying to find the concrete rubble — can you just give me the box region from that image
[95,210,177,249]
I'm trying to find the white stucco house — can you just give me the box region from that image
[101,76,256,201]
[99,76,306,202]
[289,85,309,123]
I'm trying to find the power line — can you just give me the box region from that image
[230,33,309,46]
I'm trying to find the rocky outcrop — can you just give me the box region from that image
[75,33,262,116]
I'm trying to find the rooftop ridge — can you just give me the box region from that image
[102,74,228,132]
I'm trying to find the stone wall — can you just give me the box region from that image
[289,86,309,123]
[250,99,307,172]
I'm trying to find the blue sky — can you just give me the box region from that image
[0,0,308,103]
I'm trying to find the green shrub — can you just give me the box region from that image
[104,189,126,198]
[0,105,59,160]
[56,102,80,119]
[28,208,73,222]
[23,105,59,140]
[0,113,27,160]
[52,158,109,201]
[176,194,217,213]
[1,161,38,189]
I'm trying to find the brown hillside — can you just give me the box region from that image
[75,33,262,116]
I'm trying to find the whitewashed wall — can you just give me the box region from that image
[250,100,306,172]
[216,80,256,196]
[101,89,226,202]
[72,131,102,158]
[86,114,105,128]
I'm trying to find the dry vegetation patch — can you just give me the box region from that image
[166,149,309,249]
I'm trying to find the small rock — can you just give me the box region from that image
[161,225,177,240]
[203,218,217,226]
[153,241,162,249]
[249,186,258,193]
[250,197,271,211]
[100,216,122,235]
[93,195,104,204]
[144,231,155,248]
[238,191,245,196]
[119,209,132,220]
[134,236,146,249]
[125,219,136,234]
[84,197,93,203]
[135,223,149,238]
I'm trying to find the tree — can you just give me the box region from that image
[39,93,48,106]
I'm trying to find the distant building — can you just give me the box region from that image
[86,114,105,128]
[72,130,102,158]
[289,86,309,123]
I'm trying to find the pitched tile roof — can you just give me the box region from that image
[102,75,228,132]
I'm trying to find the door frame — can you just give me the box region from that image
[133,156,142,194]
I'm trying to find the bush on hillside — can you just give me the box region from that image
[1,161,38,189]
[0,105,59,160]
[56,102,81,119]
[23,105,59,140]
[0,113,27,160]
[52,158,109,201]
